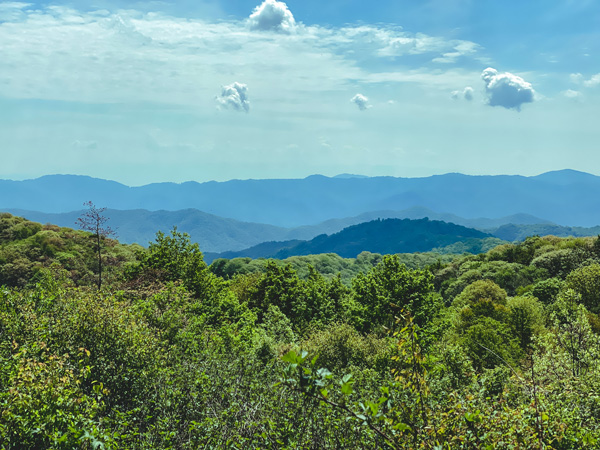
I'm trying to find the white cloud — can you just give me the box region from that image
[452,86,474,101]
[583,73,600,87]
[481,67,535,111]
[351,93,371,111]
[376,29,480,62]
[432,41,480,64]
[0,4,485,112]
[216,82,250,112]
[570,73,584,84]
[563,89,581,99]
[248,0,296,33]
[463,86,474,101]
[569,72,600,88]
[0,2,31,21]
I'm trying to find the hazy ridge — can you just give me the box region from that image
[2,169,600,227]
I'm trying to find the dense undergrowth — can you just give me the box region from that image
[2,212,600,448]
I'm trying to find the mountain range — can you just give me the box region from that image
[2,206,570,253]
[2,169,600,227]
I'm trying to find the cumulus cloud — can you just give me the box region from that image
[584,73,600,87]
[351,93,371,111]
[248,0,296,33]
[451,86,474,101]
[216,82,250,112]
[481,67,535,111]
[463,86,474,101]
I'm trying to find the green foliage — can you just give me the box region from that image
[131,227,224,301]
[531,276,564,304]
[210,250,456,286]
[352,254,438,332]
[461,317,523,371]
[432,237,507,255]
[303,322,393,373]
[4,216,600,448]
[453,279,507,308]
[0,213,138,289]
[531,248,588,279]
[245,261,350,333]
[506,295,545,348]
[0,342,108,449]
[565,263,600,313]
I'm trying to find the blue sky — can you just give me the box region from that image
[1,0,599,185]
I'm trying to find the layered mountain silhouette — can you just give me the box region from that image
[4,206,572,253]
[2,169,600,227]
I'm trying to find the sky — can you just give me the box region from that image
[1,0,599,185]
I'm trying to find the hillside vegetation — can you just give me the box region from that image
[206,218,504,262]
[2,212,600,448]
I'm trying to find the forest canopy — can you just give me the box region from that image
[2,212,600,448]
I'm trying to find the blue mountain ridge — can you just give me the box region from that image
[1,169,599,227]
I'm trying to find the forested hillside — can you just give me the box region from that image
[2,212,600,448]
[206,218,504,262]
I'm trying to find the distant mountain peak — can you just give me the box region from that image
[332,173,369,179]
[533,169,598,185]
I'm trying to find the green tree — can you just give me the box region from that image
[134,227,222,300]
[461,317,522,371]
[246,261,302,323]
[565,263,600,313]
[506,295,544,349]
[352,254,437,332]
[453,279,507,308]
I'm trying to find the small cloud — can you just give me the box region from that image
[563,89,581,99]
[351,93,371,111]
[432,41,479,64]
[248,0,296,33]
[463,86,474,101]
[570,73,584,84]
[451,86,474,101]
[481,67,535,111]
[319,137,332,149]
[570,72,600,88]
[216,82,250,112]
[584,73,600,87]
